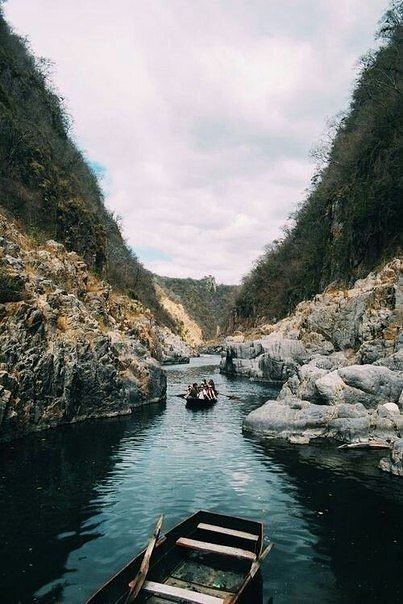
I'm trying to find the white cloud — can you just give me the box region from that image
[4,0,390,283]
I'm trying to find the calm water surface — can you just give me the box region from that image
[0,355,402,603]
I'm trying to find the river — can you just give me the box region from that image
[0,355,402,603]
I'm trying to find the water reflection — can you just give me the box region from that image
[0,404,165,603]
[244,435,403,603]
[0,356,402,604]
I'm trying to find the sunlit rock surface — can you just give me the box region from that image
[236,259,403,475]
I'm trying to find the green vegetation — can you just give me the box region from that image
[0,268,24,302]
[0,10,175,328]
[157,275,239,340]
[234,2,402,327]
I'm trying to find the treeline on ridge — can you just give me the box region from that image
[234,3,402,328]
[0,10,175,328]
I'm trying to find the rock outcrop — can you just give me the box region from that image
[222,259,403,475]
[155,283,203,350]
[221,337,307,384]
[157,326,192,365]
[0,215,190,441]
[379,438,403,477]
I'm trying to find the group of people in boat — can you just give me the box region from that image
[185,379,218,401]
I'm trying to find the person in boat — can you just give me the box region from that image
[187,383,199,399]
[200,379,215,400]
[207,379,217,399]
[205,383,215,400]
[197,384,207,399]
[196,380,206,399]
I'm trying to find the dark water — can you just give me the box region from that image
[0,355,402,603]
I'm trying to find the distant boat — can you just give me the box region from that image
[185,396,217,408]
[86,509,273,604]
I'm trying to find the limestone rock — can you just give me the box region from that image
[0,214,190,442]
[315,371,346,405]
[158,326,192,365]
[220,337,306,383]
[338,365,403,405]
[239,259,402,472]
[243,399,337,441]
[379,402,400,416]
[379,439,403,477]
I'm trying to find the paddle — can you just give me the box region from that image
[224,542,274,603]
[125,514,164,603]
[248,542,275,580]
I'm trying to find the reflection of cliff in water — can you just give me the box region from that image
[244,434,403,603]
[0,403,166,603]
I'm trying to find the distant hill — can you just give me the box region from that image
[234,3,402,328]
[0,10,174,329]
[156,275,239,341]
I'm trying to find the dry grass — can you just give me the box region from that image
[56,315,68,332]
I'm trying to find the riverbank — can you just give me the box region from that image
[220,259,403,475]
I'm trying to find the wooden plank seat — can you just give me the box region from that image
[176,537,256,561]
[197,522,259,542]
[143,580,225,604]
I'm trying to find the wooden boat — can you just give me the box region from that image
[87,510,272,604]
[185,396,217,409]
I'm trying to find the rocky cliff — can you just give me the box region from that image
[155,282,203,349]
[156,275,239,342]
[0,213,191,442]
[221,259,403,475]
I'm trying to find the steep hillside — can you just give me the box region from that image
[234,3,402,327]
[0,211,195,441]
[0,10,174,329]
[155,282,204,348]
[156,275,239,341]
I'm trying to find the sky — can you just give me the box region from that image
[4,0,391,284]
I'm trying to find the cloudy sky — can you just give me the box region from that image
[4,0,390,284]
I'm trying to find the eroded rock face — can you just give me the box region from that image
[220,337,307,383]
[237,259,403,476]
[0,218,178,441]
[379,439,403,477]
[158,326,192,365]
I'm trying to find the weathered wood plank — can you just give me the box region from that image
[143,580,224,604]
[166,577,234,601]
[197,522,259,542]
[176,537,256,560]
[126,514,164,602]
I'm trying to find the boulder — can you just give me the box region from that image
[338,365,403,406]
[315,371,346,405]
[379,402,400,416]
[220,337,307,383]
[243,399,337,442]
[379,439,403,477]
[307,352,349,371]
[374,349,403,371]
[289,364,328,403]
